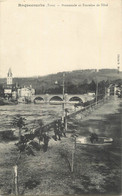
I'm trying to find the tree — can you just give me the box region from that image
[0,84,4,97]
[98,80,106,99]
[12,115,26,141]
[89,80,96,92]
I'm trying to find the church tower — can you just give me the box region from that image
[7,68,13,85]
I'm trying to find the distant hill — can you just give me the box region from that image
[0,69,122,94]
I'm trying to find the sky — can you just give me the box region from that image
[0,0,121,78]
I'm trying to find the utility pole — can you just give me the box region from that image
[117,66,120,74]
[14,165,18,195]
[96,78,98,105]
[104,86,106,101]
[64,108,68,132]
[55,73,66,124]
[62,73,65,122]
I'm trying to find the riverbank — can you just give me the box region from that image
[0,97,121,195]
[0,98,18,106]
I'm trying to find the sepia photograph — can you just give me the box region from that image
[0,0,122,195]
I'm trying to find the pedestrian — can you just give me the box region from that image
[35,127,44,144]
[90,133,94,143]
[57,120,62,140]
[90,133,98,143]
[93,133,98,142]
[54,120,62,141]
[60,121,66,137]
[54,121,58,141]
[43,132,50,152]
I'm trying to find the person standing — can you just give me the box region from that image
[54,120,62,141]
[54,121,58,141]
[60,121,66,137]
[43,132,50,152]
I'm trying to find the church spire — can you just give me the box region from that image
[7,68,13,85]
[7,68,12,77]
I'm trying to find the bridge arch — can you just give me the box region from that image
[34,96,44,103]
[49,96,63,103]
[69,96,83,103]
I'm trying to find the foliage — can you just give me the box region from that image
[38,119,44,127]
[15,118,45,158]
[16,142,35,156]
[12,115,26,143]
[12,115,26,129]
[0,130,17,141]
[34,119,44,144]
[0,84,4,97]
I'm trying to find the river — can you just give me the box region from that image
[0,103,76,131]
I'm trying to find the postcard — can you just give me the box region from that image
[0,0,121,195]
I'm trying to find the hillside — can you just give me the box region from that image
[0,69,122,94]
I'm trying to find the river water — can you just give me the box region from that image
[0,103,76,131]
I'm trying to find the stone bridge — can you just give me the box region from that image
[31,93,95,103]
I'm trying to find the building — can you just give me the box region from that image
[4,68,35,102]
[106,84,122,96]
[17,86,35,103]
[7,68,13,85]
[18,86,35,98]
[4,68,13,99]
